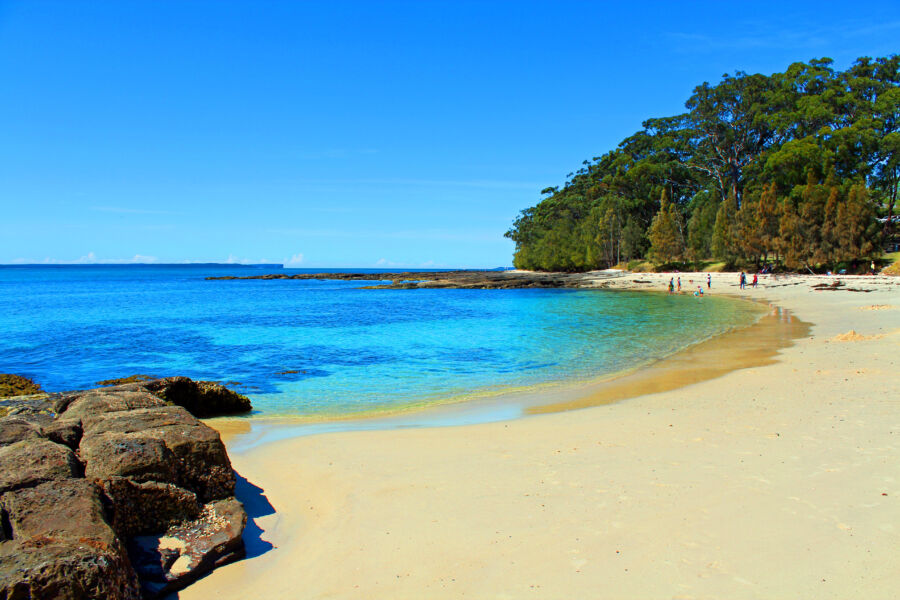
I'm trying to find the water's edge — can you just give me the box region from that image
[209,296,805,452]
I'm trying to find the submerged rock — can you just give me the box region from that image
[0,373,43,398]
[97,374,156,386]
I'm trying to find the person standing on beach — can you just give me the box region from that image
[739,272,746,289]
[752,273,758,288]
[707,274,711,289]
[668,278,674,294]
[677,277,681,292]
[871,261,876,275]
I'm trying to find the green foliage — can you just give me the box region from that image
[505,54,896,271]
[648,190,685,263]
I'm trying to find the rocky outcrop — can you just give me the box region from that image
[140,377,253,418]
[129,498,247,597]
[0,437,81,494]
[0,479,141,599]
[0,378,250,599]
[204,269,609,289]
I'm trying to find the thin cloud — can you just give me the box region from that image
[4,253,159,265]
[224,254,276,265]
[90,206,179,215]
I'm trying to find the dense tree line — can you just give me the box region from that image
[505,56,899,272]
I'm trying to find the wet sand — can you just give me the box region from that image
[530,306,810,414]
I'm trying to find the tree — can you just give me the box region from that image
[755,182,781,263]
[503,54,895,272]
[836,184,878,262]
[684,71,788,207]
[711,190,739,262]
[648,190,684,263]
[778,199,806,270]
[620,217,647,261]
[686,191,718,259]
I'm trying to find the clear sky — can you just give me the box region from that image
[2,1,898,267]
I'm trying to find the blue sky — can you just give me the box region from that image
[2,1,898,267]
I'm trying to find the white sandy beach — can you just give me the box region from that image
[183,273,899,600]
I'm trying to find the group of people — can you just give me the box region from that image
[668,273,712,296]
[738,271,758,290]
[664,271,765,294]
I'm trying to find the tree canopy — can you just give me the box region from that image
[505,55,899,272]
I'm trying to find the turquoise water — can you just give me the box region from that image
[0,265,761,418]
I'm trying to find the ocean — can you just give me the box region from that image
[0,264,762,419]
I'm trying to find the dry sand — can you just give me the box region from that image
[184,272,900,600]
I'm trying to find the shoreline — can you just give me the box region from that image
[207,293,775,448]
[185,272,900,600]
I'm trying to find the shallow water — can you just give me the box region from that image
[0,265,762,417]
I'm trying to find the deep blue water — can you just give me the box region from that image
[0,265,761,417]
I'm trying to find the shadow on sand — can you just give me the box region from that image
[234,471,276,558]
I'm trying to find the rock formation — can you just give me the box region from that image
[0,377,252,599]
[204,269,610,289]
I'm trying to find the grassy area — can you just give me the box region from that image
[620,259,729,273]
[882,251,900,276]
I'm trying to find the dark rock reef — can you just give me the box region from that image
[0,377,252,599]
[206,269,600,289]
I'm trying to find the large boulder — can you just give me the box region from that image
[79,405,236,501]
[140,377,252,417]
[0,479,141,599]
[100,477,201,538]
[61,390,167,422]
[0,437,81,494]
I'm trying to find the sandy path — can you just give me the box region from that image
[183,274,900,600]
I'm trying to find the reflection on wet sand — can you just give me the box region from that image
[529,305,810,414]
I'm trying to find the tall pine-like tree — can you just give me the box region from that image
[647,190,685,263]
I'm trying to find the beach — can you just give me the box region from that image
[183,273,900,600]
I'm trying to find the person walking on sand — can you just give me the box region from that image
[707,273,711,289]
[739,272,746,289]
[677,276,681,292]
[668,278,674,294]
[871,261,876,275]
[752,273,758,288]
